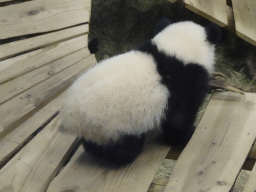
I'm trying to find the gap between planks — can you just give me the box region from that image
[148,177,169,192]
[0,115,80,192]
[0,35,89,85]
[243,162,256,192]
[232,0,256,46]
[0,24,89,61]
[0,48,91,105]
[184,0,228,27]
[0,53,97,167]
[181,0,256,45]
[0,54,97,138]
[0,91,67,168]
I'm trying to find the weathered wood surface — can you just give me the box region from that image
[232,0,256,46]
[0,24,88,61]
[0,48,90,105]
[184,0,228,27]
[0,0,12,3]
[47,131,170,192]
[0,89,67,166]
[0,54,97,138]
[0,115,79,192]
[164,92,256,192]
[148,177,169,192]
[0,0,91,39]
[243,163,256,192]
[0,35,88,84]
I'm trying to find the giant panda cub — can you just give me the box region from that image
[60,19,221,165]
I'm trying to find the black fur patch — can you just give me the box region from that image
[205,23,221,45]
[137,41,210,146]
[82,134,146,165]
[88,38,99,54]
[153,17,173,37]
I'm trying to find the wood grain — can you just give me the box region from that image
[232,0,256,46]
[0,24,88,61]
[0,48,90,105]
[0,54,97,138]
[0,0,91,39]
[184,0,228,26]
[0,35,88,84]
[47,131,170,192]
[0,88,68,165]
[148,177,169,192]
[0,115,79,192]
[164,92,256,192]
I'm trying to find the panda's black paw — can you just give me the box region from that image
[82,134,146,166]
[88,38,99,54]
[153,17,173,37]
[162,125,195,147]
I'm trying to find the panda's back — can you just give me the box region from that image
[60,51,169,145]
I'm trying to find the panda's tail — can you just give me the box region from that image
[88,38,99,54]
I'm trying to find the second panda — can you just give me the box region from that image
[60,19,221,165]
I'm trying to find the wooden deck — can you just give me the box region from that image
[1,0,256,192]
[169,0,256,46]
[164,92,256,192]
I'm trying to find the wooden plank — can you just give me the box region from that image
[0,0,91,39]
[164,92,256,192]
[0,24,88,61]
[0,35,88,84]
[47,131,170,192]
[231,169,250,192]
[0,0,12,2]
[0,89,68,165]
[184,0,228,27]
[225,5,236,32]
[232,0,256,46]
[0,115,80,192]
[243,163,256,192]
[0,54,97,138]
[148,177,169,192]
[0,48,91,105]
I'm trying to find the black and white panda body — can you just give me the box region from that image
[60,20,221,165]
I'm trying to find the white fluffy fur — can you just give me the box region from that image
[60,21,216,145]
[60,51,169,145]
[152,21,215,74]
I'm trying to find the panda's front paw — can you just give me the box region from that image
[162,125,195,147]
[82,134,146,165]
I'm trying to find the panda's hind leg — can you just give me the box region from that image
[82,134,146,165]
[162,64,209,146]
[162,118,196,146]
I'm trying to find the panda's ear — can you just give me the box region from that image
[205,23,221,45]
[153,18,173,37]
[88,38,99,54]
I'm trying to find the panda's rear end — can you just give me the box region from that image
[59,19,221,165]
